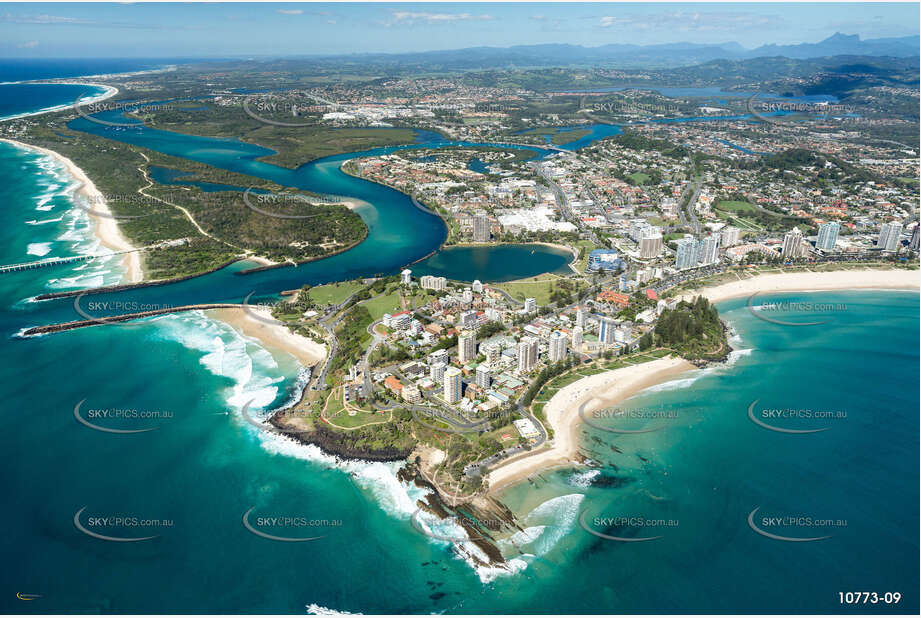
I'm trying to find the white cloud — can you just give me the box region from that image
[0,11,200,30]
[1,13,95,25]
[277,9,303,15]
[597,11,785,32]
[388,11,493,26]
[18,40,39,48]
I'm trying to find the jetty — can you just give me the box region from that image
[22,303,242,336]
[0,254,97,274]
[0,240,186,276]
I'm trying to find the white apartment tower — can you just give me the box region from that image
[549,331,568,362]
[782,228,806,259]
[420,275,447,291]
[457,331,477,363]
[475,363,491,389]
[472,213,490,242]
[698,233,721,266]
[599,318,616,345]
[720,226,741,247]
[639,231,664,259]
[430,362,446,384]
[816,222,840,251]
[878,222,903,251]
[460,309,478,329]
[572,326,584,349]
[517,337,539,373]
[675,238,699,270]
[443,367,462,403]
[484,343,502,365]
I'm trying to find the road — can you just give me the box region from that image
[488,286,524,307]
[533,163,601,246]
[682,176,702,236]
[462,381,549,478]
[309,288,379,390]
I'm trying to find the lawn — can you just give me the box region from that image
[362,291,404,321]
[628,172,651,185]
[331,408,389,428]
[716,200,757,213]
[307,280,365,306]
[494,273,563,305]
[547,372,584,390]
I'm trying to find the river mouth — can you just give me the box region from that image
[55,111,572,304]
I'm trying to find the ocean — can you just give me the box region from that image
[0,83,112,122]
[0,59,172,83]
[0,86,917,614]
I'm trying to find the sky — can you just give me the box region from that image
[0,2,919,58]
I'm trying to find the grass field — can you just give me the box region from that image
[307,281,365,306]
[628,172,651,185]
[362,291,404,321]
[494,273,564,304]
[716,200,757,213]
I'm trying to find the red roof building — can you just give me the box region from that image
[384,376,404,394]
[597,290,631,307]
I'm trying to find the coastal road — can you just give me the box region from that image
[311,288,389,390]
[463,388,549,478]
[488,286,524,307]
[679,176,702,237]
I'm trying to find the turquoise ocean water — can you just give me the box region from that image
[0,85,917,614]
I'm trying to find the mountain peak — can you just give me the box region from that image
[823,32,861,43]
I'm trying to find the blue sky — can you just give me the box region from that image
[1,2,918,58]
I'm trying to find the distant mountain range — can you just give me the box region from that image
[303,33,920,69]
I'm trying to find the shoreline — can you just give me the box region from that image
[0,137,143,284]
[0,83,118,122]
[683,268,919,304]
[486,355,695,494]
[0,65,175,87]
[210,306,327,369]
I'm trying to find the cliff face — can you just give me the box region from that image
[399,460,525,570]
[269,414,413,462]
[270,411,522,571]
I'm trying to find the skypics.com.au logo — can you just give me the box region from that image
[73,94,174,128]
[746,93,853,127]
[73,399,173,434]
[242,187,319,220]
[72,294,175,328]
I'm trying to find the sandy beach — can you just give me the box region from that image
[685,268,919,304]
[486,355,694,494]
[211,306,327,369]
[1,137,143,283]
